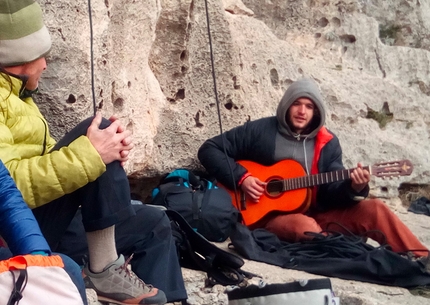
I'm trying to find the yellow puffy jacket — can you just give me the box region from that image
[0,73,106,209]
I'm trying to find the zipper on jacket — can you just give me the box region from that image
[40,118,48,156]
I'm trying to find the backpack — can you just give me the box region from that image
[166,209,255,286]
[0,254,83,305]
[152,169,239,242]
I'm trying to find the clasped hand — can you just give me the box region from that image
[86,112,134,166]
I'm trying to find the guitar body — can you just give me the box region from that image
[226,159,312,226]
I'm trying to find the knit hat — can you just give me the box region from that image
[0,0,51,67]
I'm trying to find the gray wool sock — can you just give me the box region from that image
[86,225,118,273]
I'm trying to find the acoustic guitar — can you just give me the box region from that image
[224,159,414,226]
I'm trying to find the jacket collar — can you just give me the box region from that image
[311,127,333,175]
[0,71,34,99]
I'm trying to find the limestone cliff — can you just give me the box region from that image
[38,0,429,202]
[38,1,430,304]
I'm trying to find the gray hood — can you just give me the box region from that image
[276,78,326,139]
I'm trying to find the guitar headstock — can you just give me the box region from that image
[371,160,414,178]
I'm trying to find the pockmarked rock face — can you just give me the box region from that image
[37,0,430,201]
[39,2,430,304]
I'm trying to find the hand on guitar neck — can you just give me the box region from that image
[350,162,371,193]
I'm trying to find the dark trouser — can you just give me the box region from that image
[0,248,88,305]
[56,204,188,303]
[32,117,135,249]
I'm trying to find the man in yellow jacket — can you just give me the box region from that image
[0,1,167,304]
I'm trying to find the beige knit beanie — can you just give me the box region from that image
[0,0,51,67]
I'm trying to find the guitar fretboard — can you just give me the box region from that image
[267,166,371,193]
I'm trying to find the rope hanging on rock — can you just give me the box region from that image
[204,0,224,135]
[203,0,241,208]
[87,0,97,116]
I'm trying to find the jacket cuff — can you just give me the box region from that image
[68,136,106,178]
[350,184,369,201]
[238,172,252,186]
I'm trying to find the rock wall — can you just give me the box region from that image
[36,1,430,304]
[38,0,430,200]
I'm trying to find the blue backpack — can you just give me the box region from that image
[151,169,239,242]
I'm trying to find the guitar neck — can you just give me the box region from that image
[282,165,371,191]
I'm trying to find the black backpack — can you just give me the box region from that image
[165,209,254,286]
[151,169,239,242]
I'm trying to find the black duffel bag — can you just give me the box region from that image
[151,169,239,242]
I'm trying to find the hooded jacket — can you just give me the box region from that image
[198,78,368,212]
[0,72,106,209]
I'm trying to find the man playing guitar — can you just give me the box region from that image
[198,78,428,258]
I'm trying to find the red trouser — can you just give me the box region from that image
[264,199,428,257]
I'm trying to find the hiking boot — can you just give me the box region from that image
[83,254,167,305]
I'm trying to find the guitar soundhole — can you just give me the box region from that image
[266,179,284,197]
